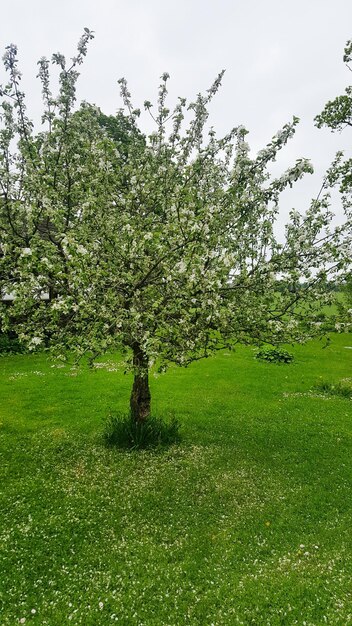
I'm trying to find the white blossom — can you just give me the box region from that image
[21,247,32,257]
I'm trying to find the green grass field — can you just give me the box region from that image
[1,334,352,625]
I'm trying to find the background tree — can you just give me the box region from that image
[315,38,352,318]
[1,32,350,423]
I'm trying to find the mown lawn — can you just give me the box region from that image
[0,334,351,625]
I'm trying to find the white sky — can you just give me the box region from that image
[1,0,351,228]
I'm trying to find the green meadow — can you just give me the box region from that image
[0,334,351,625]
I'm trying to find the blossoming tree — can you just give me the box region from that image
[1,31,350,422]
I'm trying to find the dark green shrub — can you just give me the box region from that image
[0,332,25,355]
[255,346,294,364]
[103,412,181,450]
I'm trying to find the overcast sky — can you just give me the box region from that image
[1,0,351,228]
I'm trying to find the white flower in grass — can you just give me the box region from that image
[99,602,104,610]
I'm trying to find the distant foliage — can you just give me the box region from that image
[256,346,294,364]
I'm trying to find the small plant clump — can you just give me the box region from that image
[103,413,181,450]
[255,346,294,364]
[314,380,352,400]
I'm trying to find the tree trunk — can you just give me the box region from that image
[130,343,151,423]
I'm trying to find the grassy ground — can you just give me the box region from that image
[0,334,352,625]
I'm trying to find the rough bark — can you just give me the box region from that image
[130,343,151,423]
